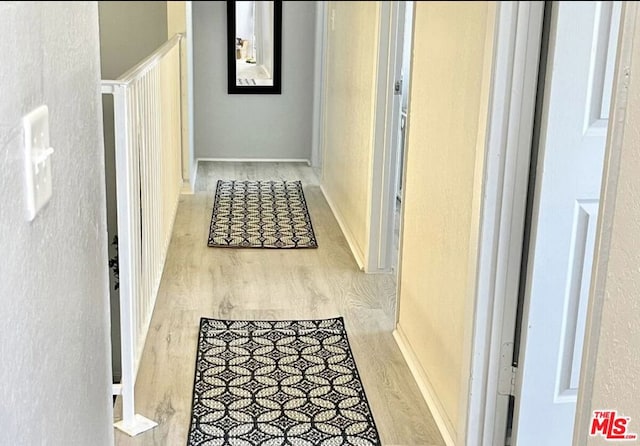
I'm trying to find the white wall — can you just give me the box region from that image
[320,1,380,268]
[0,2,113,444]
[396,2,494,443]
[193,1,316,161]
[236,1,255,46]
[400,1,413,112]
[256,1,275,76]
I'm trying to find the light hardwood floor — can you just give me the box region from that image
[114,162,445,446]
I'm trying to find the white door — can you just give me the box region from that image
[512,2,621,445]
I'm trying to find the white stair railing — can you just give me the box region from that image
[102,34,183,436]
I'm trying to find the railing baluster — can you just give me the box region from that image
[102,34,184,437]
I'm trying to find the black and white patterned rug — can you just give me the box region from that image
[187,318,381,446]
[208,180,318,249]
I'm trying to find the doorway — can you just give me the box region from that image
[465,2,625,445]
[366,0,414,274]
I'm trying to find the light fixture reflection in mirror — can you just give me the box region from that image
[227,1,282,94]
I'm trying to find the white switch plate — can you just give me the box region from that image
[23,105,54,221]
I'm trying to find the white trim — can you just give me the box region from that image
[181,180,194,195]
[191,158,199,194]
[393,327,456,446]
[573,3,637,444]
[186,1,196,193]
[311,1,328,170]
[393,2,413,326]
[196,157,312,166]
[458,4,499,444]
[320,185,365,271]
[466,2,544,445]
[366,0,401,274]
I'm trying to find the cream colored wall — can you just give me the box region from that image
[581,4,640,444]
[396,2,494,442]
[167,1,185,34]
[320,1,379,267]
[167,1,190,181]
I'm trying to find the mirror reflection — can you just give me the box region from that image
[227,1,282,94]
[235,1,274,86]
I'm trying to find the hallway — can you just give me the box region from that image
[114,162,445,445]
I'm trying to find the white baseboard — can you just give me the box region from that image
[181,179,194,195]
[319,184,365,271]
[393,326,457,446]
[191,159,199,192]
[197,157,312,166]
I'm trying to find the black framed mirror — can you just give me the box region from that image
[227,1,282,94]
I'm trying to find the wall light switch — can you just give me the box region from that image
[23,105,54,221]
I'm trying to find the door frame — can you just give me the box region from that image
[186,1,196,192]
[311,1,328,171]
[367,0,407,273]
[467,1,636,445]
[464,2,545,444]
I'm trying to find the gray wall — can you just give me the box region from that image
[193,1,316,161]
[98,0,168,382]
[0,2,113,444]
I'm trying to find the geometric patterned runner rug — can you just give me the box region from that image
[207,180,318,249]
[187,318,381,446]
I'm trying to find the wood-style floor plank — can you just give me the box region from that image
[114,162,445,446]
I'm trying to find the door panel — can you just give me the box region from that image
[557,199,598,401]
[512,2,620,444]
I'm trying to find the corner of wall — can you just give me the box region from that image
[457,2,499,443]
[319,184,366,270]
[395,2,495,444]
[393,326,457,446]
[319,2,379,271]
